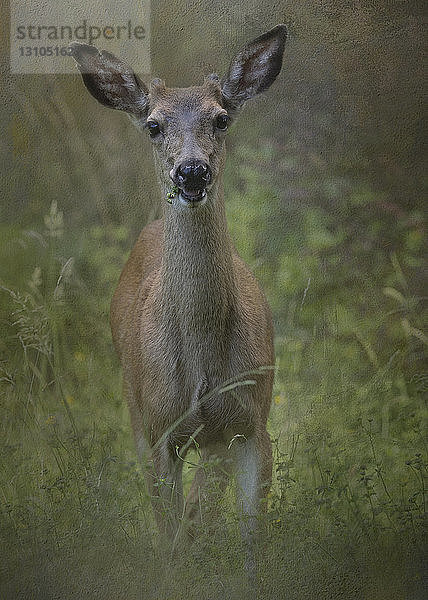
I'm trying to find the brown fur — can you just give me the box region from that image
[70,24,287,554]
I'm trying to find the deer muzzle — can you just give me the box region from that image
[171,159,212,203]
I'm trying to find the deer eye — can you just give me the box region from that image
[147,120,161,137]
[215,114,229,131]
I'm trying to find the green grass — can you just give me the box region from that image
[0,196,426,599]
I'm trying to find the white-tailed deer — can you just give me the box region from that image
[70,24,286,561]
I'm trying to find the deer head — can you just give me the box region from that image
[70,25,287,208]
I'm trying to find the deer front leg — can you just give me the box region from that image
[232,429,272,578]
[150,441,184,544]
[184,442,233,537]
[123,378,184,542]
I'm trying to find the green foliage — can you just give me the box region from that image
[1,2,426,595]
[0,149,426,597]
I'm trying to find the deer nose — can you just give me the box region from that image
[174,160,212,190]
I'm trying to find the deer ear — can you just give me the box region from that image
[69,42,149,118]
[221,24,287,114]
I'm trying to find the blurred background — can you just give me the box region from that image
[0,1,426,599]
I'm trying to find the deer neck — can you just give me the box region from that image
[158,172,237,369]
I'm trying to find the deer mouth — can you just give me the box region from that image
[178,188,207,205]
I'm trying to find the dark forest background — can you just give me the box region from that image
[0,1,426,598]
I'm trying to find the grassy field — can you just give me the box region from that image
[0,181,426,598]
[1,5,426,593]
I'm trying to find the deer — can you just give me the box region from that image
[69,24,287,568]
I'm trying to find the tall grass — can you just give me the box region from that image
[0,192,426,599]
[1,3,426,594]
